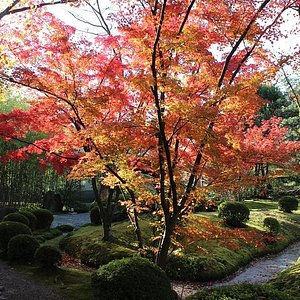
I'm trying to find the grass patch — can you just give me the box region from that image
[244,199,278,210]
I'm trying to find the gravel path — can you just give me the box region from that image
[0,260,66,300]
[52,213,90,229]
[172,240,300,298]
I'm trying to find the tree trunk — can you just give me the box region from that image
[91,177,113,241]
[155,218,175,268]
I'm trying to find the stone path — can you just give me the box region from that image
[172,240,300,299]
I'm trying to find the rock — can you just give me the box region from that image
[42,191,63,213]
[0,285,4,291]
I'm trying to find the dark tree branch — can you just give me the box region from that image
[1,0,78,19]
[218,0,271,87]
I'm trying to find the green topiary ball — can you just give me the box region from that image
[278,196,298,213]
[0,221,32,252]
[32,208,54,230]
[90,206,102,225]
[8,234,40,262]
[56,224,74,232]
[218,201,250,227]
[91,256,173,300]
[34,245,62,268]
[19,211,37,230]
[3,212,29,226]
[263,217,281,235]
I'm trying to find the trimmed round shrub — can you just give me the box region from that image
[278,196,298,213]
[0,221,32,251]
[218,201,250,227]
[91,256,173,300]
[56,224,74,232]
[19,211,37,230]
[90,206,102,225]
[8,234,40,262]
[34,245,62,268]
[186,283,290,300]
[0,207,18,221]
[166,255,228,281]
[3,212,29,226]
[32,208,54,229]
[263,217,281,235]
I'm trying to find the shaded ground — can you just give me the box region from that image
[172,240,300,299]
[0,260,66,300]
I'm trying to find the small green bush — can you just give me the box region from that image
[56,224,74,232]
[218,201,250,227]
[91,256,173,300]
[0,221,32,252]
[165,255,227,281]
[34,228,63,243]
[3,212,29,226]
[263,217,281,235]
[278,196,298,213]
[8,234,40,262]
[186,283,291,300]
[19,211,37,230]
[32,208,54,229]
[90,206,102,225]
[34,245,62,268]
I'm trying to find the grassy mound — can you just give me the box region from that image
[59,219,152,268]
[186,283,293,300]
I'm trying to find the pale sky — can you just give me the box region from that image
[49,2,299,57]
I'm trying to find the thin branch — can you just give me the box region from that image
[0,134,78,161]
[3,0,78,18]
[177,0,196,35]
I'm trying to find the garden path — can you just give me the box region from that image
[172,240,300,299]
[0,260,65,300]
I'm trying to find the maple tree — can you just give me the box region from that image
[0,0,299,267]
